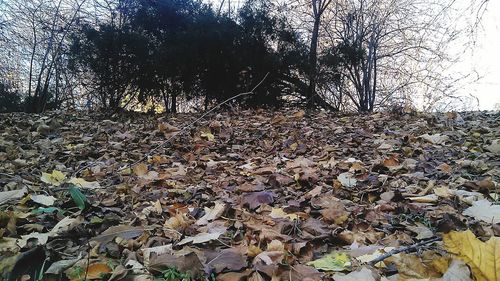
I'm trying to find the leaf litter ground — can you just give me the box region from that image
[0,109,499,281]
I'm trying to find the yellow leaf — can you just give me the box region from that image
[269,208,298,220]
[201,132,215,141]
[164,213,190,230]
[40,170,66,186]
[307,252,351,271]
[267,240,284,252]
[292,110,305,119]
[247,245,263,257]
[434,186,454,198]
[133,163,148,177]
[69,177,101,189]
[443,230,500,281]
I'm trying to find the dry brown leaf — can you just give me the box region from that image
[91,225,144,244]
[67,263,112,281]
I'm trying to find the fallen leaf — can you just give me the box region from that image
[485,140,500,155]
[133,163,158,180]
[30,194,56,206]
[407,223,434,240]
[269,207,298,220]
[205,250,247,273]
[385,252,447,280]
[419,133,449,144]
[0,237,20,252]
[355,247,395,267]
[45,257,81,275]
[49,216,84,236]
[307,252,351,271]
[443,230,500,281]
[442,259,472,281]
[293,110,305,119]
[107,265,129,281]
[463,199,500,224]
[67,262,112,281]
[333,267,375,281]
[158,122,180,136]
[149,251,204,278]
[242,191,275,210]
[434,186,454,198]
[17,232,49,248]
[91,225,144,245]
[0,187,27,205]
[337,172,357,188]
[40,170,66,186]
[201,132,215,141]
[69,185,87,210]
[408,194,439,203]
[68,177,101,189]
[196,202,226,225]
[178,227,226,245]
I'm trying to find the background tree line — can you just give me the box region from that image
[0,0,489,113]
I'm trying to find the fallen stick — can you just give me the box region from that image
[368,237,441,266]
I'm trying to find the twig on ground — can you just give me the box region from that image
[0,172,16,178]
[84,241,91,281]
[368,237,441,266]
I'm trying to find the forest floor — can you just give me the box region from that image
[0,109,499,281]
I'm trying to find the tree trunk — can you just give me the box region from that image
[307,15,321,108]
[171,93,177,113]
[162,91,170,113]
[26,22,37,112]
[370,46,377,111]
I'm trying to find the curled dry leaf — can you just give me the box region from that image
[196,202,226,226]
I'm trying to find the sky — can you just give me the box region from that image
[460,0,500,110]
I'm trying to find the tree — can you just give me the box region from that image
[69,0,306,112]
[0,81,22,113]
[307,0,333,108]
[0,0,89,112]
